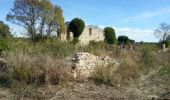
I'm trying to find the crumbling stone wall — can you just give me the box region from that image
[71,52,120,78]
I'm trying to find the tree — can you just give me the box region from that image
[69,18,85,40]
[129,39,135,44]
[118,35,129,45]
[0,21,11,38]
[104,27,116,44]
[166,35,170,41]
[154,23,170,41]
[0,21,12,52]
[6,0,65,42]
[53,6,65,39]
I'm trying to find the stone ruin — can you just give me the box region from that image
[71,52,120,78]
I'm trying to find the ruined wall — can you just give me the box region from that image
[68,26,105,45]
[71,52,120,78]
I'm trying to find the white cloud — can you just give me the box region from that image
[94,24,158,42]
[114,27,158,42]
[123,7,170,22]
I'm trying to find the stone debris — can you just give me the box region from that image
[71,52,120,78]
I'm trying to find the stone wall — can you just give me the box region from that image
[71,52,120,78]
[68,26,105,45]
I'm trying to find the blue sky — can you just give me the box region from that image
[1,0,170,42]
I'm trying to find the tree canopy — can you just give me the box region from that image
[154,23,170,41]
[104,27,116,44]
[6,0,65,42]
[118,35,129,45]
[69,18,85,39]
[0,21,11,38]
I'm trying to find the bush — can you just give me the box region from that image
[118,35,129,45]
[161,40,169,48]
[92,65,114,85]
[138,44,158,74]
[159,65,170,76]
[1,52,71,87]
[0,20,12,38]
[69,18,85,40]
[104,27,116,44]
[92,54,140,86]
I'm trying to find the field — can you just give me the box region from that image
[0,38,169,100]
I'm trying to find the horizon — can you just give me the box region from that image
[1,0,170,42]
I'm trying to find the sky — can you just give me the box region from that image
[1,0,170,42]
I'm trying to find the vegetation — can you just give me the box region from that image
[118,35,129,45]
[0,0,170,99]
[0,21,13,53]
[0,21,11,38]
[104,27,116,44]
[154,23,170,41]
[6,0,65,42]
[161,40,169,48]
[69,18,85,42]
[166,35,170,41]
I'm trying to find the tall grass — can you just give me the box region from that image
[1,37,169,87]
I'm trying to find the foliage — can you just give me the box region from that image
[0,21,11,38]
[92,65,113,85]
[104,27,116,44]
[161,40,169,48]
[53,6,66,38]
[69,18,85,39]
[128,39,135,44]
[118,35,129,45]
[6,0,65,42]
[166,35,170,41]
[159,65,170,76]
[153,23,170,41]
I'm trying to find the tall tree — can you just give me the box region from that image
[154,23,170,41]
[6,0,65,42]
[104,27,116,44]
[53,6,65,39]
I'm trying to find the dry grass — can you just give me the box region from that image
[2,51,72,87]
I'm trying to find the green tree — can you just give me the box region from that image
[53,6,65,39]
[104,27,116,44]
[166,35,170,41]
[129,39,135,44]
[69,18,85,40]
[0,21,12,52]
[118,35,129,45]
[161,40,169,48]
[0,21,11,38]
[6,0,65,42]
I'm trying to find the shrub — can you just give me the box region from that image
[139,44,158,74]
[69,18,85,40]
[104,27,116,44]
[92,65,114,85]
[118,35,129,45]
[161,40,169,48]
[159,65,170,76]
[0,20,12,38]
[2,52,71,87]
